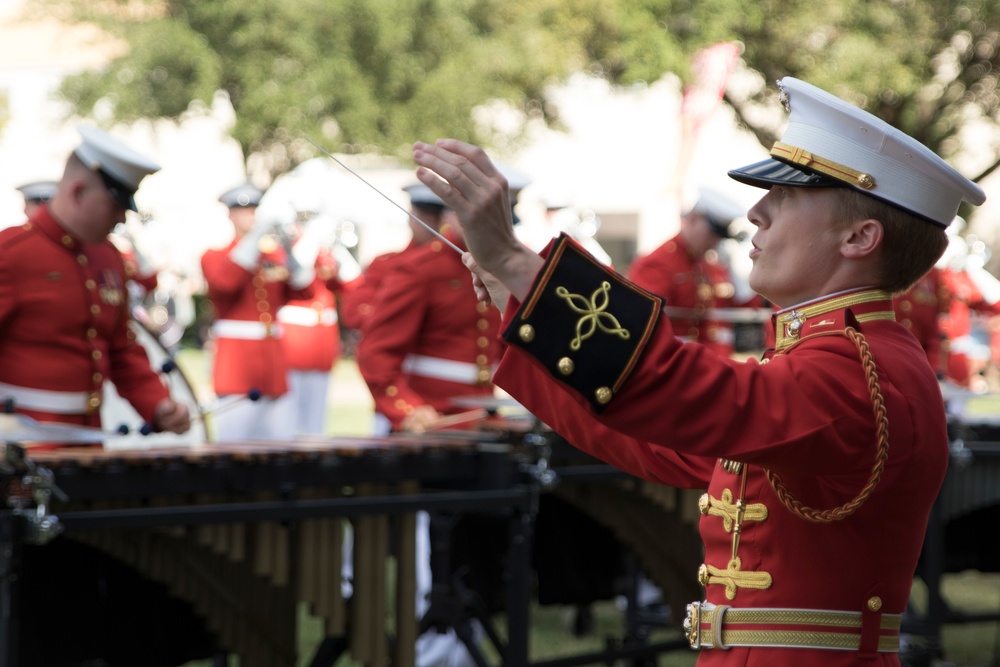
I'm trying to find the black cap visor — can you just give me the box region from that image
[729,157,949,228]
[96,169,138,211]
[704,214,733,239]
[728,158,842,190]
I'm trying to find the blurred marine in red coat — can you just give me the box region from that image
[278,218,361,435]
[201,183,315,441]
[357,207,502,433]
[629,188,759,357]
[0,127,189,441]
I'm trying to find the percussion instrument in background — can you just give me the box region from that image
[0,413,105,446]
[908,416,1000,663]
[438,404,704,650]
[0,436,530,667]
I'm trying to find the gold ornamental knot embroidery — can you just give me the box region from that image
[699,489,768,533]
[699,557,772,600]
[555,281,631,351]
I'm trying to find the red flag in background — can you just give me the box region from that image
[672,41,741,195]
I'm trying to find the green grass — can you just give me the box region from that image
[171,351,1000,666]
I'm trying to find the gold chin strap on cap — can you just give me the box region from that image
[771,142,876,190]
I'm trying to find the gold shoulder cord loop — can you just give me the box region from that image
[765,327,890,523]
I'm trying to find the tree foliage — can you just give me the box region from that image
[41,0,1000,183]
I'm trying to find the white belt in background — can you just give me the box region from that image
[277,305,338,327]
[0,382,93,414]
[402,354,492,385]
[211,319,284,340]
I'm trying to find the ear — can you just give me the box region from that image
[841,218,883,259]
[67,178,87,204]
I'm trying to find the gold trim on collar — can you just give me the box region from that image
[855,310,897,323]
[771,142,876,190]
[774,290,894,351]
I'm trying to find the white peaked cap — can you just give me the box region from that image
[219,183,265,208]
[74,125,160,211]
[15,180,58,203]
[402,182,445,207]
[728,78,985,228]
[688,187,746,238]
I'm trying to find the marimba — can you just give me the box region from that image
[0,436,533,667]
[1,418,707,667]
[910,418,1000,662]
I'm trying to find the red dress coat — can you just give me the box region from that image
[278,248,358,372]
[494,235,945,666]
[939,267,1000,386]
[892,267,948,376]
[201,240,312,397]
[356,237,502,429]
[340,240,420,332]
[628,233,739,356]
[0,206,169,429]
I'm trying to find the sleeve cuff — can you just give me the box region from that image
[500,233,662,412]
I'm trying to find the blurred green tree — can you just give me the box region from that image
[39,0,1000,182]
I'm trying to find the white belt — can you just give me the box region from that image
[402,354,492,385]
[211,319,284,340]
[276,305,338,327]
[0,382,95,414]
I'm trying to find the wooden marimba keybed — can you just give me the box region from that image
[1,435,531,667]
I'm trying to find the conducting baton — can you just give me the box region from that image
[303,136,464,256]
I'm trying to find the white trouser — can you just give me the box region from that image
[210,393,295,441]
[287,370,331,436]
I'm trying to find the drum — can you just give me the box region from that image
[101,316,207,449]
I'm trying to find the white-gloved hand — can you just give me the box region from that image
[331,242,362,283]
[287,214,330,289]
[229,200,295,271]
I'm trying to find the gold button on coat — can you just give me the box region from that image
[557,357,574,376]
[595,387,612,404]
[518,324,535,342]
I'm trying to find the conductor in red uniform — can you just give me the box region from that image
[200,184,315,441]
[628,188,750,357]
[0,126,189,438]
[413,76,984,666]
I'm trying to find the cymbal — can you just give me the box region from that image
[450,395,528,412]
[0,413,105,445]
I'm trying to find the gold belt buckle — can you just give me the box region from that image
[683,601,702,649]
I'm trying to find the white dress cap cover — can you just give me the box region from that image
[728,78,985,227]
